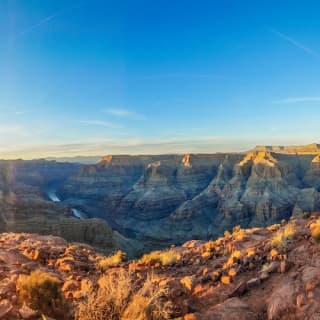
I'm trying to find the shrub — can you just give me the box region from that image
[283,223,295,239]
[224,230,231,237]
[17,271,65,317]
[221,276,231,284]
[204,240,216,252]
[139,249,181,266]
[271,231,287,249]
[271,222,295,249]
[232,225,245,240]
[310,219,320,242]
[232,225,241,233]
[98,250,126,271]
[224,250,241,268]
[122,273,175,320]
[76,269,133,320]
[246,247,255,257]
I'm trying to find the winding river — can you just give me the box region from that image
[47,191,86,220]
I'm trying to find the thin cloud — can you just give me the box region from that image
[141,73,229,80]
[17,13,60,37]
[103,108,145,120]
[273,96,320,104]
[14,110,35,115]
[16,2,86,38]
[270,28,320,59]
[79,120,123,129]
[0,125,26,135]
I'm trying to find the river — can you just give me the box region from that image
[47,190,86,220]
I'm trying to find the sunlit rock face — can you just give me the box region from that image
[1,145,320,250]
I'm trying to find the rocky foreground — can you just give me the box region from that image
[0,216,320,319]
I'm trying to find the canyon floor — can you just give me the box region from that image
[0,216,320,319]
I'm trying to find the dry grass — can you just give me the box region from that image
[204,240,216,252]
[98,250,126,271]
[221,276,231,284]
[224,230,231,237]
[139,248,181,266]
[283,223,296,239]
[123,274,174,320]
[17,271,66,318]
[232,225,246,241]
[246,247,255,257]
[224,250,242,268]
[271,222,296,249]
[267,224,281,232]
[310,219,320,242]
[271,232,287,249]
[228,268,237,277]
[76,269,133,320]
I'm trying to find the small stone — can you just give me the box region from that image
[248,262,255,270]
[246,277,261,289]
[19,303,38,319]
[0,299,13,318]
[279,260,290,273]
[259,271,269,281]
[261,261,279,274]
[307,291,315,299]
[305,282,315,292]
[296,293,307,308]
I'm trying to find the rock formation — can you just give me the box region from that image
[1,144,320,252]
[1,216,320,319]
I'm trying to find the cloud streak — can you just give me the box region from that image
[141,73,229,80]
[273,96,320,104]
[18,13,61,37]
[79,120,123,129]
[16,2,86,38]
[270,28,320,59]
[102,108,145,120]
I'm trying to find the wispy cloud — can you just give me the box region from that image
[79,120,123,129]
[17,13,61,37]
[0,125,26,135]
[102,108,145,120]
[16,3,85,38]
[270,28,320,59]
[273,96,320,104]
[14,110,35,115]
[141,73,229,80]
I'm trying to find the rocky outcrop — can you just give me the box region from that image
[1,217,320,319]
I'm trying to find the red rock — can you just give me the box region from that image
[296,293,307,308]
[19,304,38,319]
[0,299,12,318]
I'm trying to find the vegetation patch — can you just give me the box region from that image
[98,250,127,270]
[310,219,320,242]
[139,248,181,266]
[17,271,65,317]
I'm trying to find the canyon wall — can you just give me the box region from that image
[1,145,320,251]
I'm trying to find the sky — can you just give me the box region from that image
[0,0,320,159]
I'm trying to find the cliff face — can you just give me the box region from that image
[1,146,320,250]
[62,149,320,245]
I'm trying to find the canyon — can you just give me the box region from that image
[0,143,320,254]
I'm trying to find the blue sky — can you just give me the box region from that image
[1,0,320,158]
